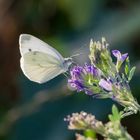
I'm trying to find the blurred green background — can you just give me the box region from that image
[0,0,140,140]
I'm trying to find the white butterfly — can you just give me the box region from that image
[19,34,72,83]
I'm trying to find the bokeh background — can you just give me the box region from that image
[0,0,140,140]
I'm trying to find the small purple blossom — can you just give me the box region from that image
[99,79,112,91]
[68,79,84,92]
[70,66,83,77]
[112,50,128,62]
[84,63,99,76]
[68,64,99,95]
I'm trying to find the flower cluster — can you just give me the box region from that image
[68,64,101,95]
[64,111,104,133]
[68,38,140,117]
[65,106,134,140]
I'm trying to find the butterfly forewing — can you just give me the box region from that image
[19,34,64,61]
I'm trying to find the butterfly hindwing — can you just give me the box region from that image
[20,52,64,83]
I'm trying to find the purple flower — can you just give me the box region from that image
[70,66,83,79]
[68,64,99,95]
[84,63,99,76]
[68,79,84,92]
[99,79,112,91]
[112,50,128,62]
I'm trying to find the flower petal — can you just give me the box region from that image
[120,53,128,62]
[112,50,121,59]
[84,64,98,76]
[99,79,112,91]
[70,66,83,78]
[68,79,85,92]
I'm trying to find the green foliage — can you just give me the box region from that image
[84,129,96,139]
[128,67,136,81]
[125,57,130,76]
[108,105,123,122]
[125,57,136,82]
[89,38,116,77]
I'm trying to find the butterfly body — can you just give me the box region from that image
[19,34,72,83]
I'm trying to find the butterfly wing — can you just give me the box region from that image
[19,34,64,61]
[20,51,65,83]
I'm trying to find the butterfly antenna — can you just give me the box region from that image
[70,42,89,58]
[70,53,85,58]
[73,42,88,53]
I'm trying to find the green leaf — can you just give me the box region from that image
[128,66,136,81]
[84,129,96,138]
[108,114,114,121]
[108,105,122,122]
[112,105,119,116]
[125,57,130,76]
[125,64,129,76]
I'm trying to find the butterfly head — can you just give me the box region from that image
[63,57,73,71]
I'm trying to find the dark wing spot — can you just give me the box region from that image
[28,48,32,52]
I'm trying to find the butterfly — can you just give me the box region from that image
[19,34,72,83]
